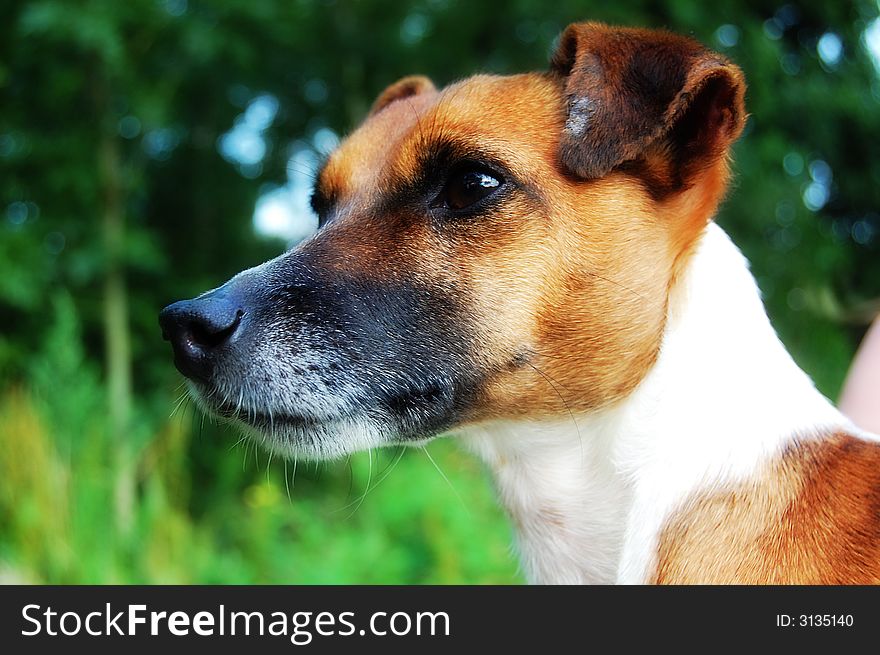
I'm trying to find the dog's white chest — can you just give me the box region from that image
[462,419,630,584]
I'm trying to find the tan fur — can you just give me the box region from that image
[369,75,437,116]
[653,433,880,584]
[310,25,747,422]
[315,70,715,421]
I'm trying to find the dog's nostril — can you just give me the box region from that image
[190,309,244,349]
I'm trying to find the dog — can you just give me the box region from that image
[159,22,880,584]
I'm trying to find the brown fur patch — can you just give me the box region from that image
[319,85,439,202]
[551,23,746,285]
[551,22,745,183]
[384,74,676,417]
[652,432,880,584]
[369,75,436,117]
[305,24,747,424]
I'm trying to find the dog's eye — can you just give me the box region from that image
[440,166,503,212]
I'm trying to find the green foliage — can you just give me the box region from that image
[0,0,878,583]
[0,387,520,583]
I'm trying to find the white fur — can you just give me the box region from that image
[460,224,854,584]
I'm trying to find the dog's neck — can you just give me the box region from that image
[460,224,847,584]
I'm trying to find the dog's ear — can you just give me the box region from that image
[369,75,436,117]
[550,22,746,184]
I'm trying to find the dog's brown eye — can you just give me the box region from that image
[441,167,502,212]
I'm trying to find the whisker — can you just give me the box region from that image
[344,454,354,500]
[584,270,647,302]
[332,447,406,515]
[526,361,585,462]
[422,445,469,514]
[170,391,189,418]
[344,448,374,520]
[284,456,298,503]
[228,433,248,452]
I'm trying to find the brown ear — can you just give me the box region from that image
[550,22,746,183]
[369,75,436,117]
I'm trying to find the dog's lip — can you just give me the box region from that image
[206,397,326,430]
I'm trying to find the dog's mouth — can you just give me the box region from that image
[188,375,463,443]
[217,404,316,431]
[209,397,324,432]
[186,382,330,434]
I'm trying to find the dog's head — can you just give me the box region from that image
[160,23,745,459]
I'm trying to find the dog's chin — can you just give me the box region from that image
[232,415,396,461]
[186,382,420,461]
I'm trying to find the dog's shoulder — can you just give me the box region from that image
[786,430,880,581]
[652,429,880,584]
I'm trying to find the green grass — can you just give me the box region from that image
[0,386,522,584]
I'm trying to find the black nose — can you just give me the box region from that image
[159,294,244,382]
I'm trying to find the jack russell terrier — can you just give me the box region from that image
[160,22,880,584]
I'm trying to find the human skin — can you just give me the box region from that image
[839,317,880,435]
